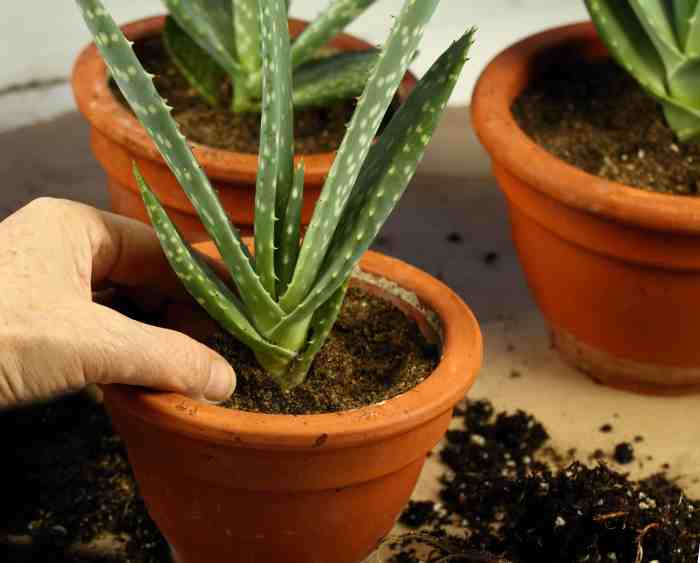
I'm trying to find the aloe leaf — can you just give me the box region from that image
[161,0,242,81]
[279,0,439,313]
[163,16,226,107]
[292,50,379,108]
[662,100,700,141]
[585,0,668,99]
[233,0,262,72]
[254,0,295,300]
[272,29,474,335]
[231,0,263,110]
[76,0,285,333]
[291,0,378,68]
[628,0,684,70]
[134,165,295,364]
[276,162,305,295]
[278,281,349,390]
[673,0,697,49]
[681,1,700,54]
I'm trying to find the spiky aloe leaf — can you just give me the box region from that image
[672,0,697,50]
[76,0,285,333]
[280,281,349,390]
[586,0,700,141]
[233,0,262,72]
[679,1,700,53]
[271,29,474,335]
[163,16,226,107]
[134,165,294,366]
[276,162,305,295]
[279,0,439,313]
[232,0,263,110]
[291,0,378,68]
[254,0,295,299]
[161,0,241,81]
[292,50,379,108]
[585,1,667,97]
[627,0,683,71]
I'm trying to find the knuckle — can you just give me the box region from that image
[27,196,71,214]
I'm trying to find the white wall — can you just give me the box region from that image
[0,1,588,132]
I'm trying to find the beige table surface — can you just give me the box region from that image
[1,108,698,562]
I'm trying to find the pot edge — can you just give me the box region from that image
[471,21,700,235]
[103,246,483,452]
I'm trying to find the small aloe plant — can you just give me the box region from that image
[160,0,382,112]
[585,0,700,143]
[76,0,474,390]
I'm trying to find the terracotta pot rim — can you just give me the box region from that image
[104,246,482,451]
[471,21,700,235]
[72,15,418,185]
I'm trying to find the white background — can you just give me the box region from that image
[0,1,588,132]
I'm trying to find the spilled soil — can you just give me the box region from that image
[391,400,700,563]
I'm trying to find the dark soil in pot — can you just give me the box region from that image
[513,58,700,196]
[390,400,700,563]
[210,287,440,415]
[111,36,394,155]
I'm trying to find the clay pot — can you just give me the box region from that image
[72,16,418,242]
[472,22,700,395]
[101,244,482,563]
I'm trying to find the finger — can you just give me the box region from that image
[89,208,233,302]
[78,304,236,402]
[88,207,193,299]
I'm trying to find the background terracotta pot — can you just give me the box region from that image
[102,245,482,563]
[72,16,418,242]
[472,22,700,395]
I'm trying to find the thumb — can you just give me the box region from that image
[81,305,236,402]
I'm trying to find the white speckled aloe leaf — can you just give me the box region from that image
[291,0,378,68]
[233,0,262,72]
[75,0,285,334]
[281,280,349,390]
[292,50,380,108]
[279,0,441,313]
[231,0,263,109]
[271,29,475,337]
[163,16,226,107]
[134,165,295,366]
[277,163,305,296]
[254,0,295,300]
[161,0,242,81]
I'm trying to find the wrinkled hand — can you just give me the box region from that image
[0,198,236,409]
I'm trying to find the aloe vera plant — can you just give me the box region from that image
[585,0,700,143]
[76,0,474,390]
[160,0,382,112]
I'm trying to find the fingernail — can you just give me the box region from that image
[204,359,236,403]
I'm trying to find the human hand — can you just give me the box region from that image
[0,198,236,409]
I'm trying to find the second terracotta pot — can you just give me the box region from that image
[102,244,482,563]
[472,22,700,395]
[72,16,417,242]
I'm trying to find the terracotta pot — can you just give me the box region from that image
[101,245,482,563]
[72,16,418,242]
[472,22,700,395]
